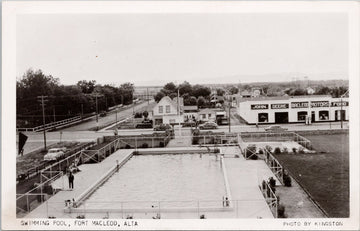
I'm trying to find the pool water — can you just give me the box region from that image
[83,154,226,209]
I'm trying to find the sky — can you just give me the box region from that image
[16,13,348,86]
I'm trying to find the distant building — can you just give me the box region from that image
[306,87,315,95]
[152,96,184,125]
[198,108,217,122]
[240,90,251,98]
[184,105,199,122]
[237,95,349,124]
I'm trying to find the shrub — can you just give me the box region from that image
[245,145,257,160]
[141,143,149,148]
[298,147,305,154]
[125,144,131,149]
[258,148,264,154]
[281,147,288,154]
[292,147,297,153]
[273,147,281,154]
[200,214,206,219]
[265,145,273,153]
[159,142,165,147]
[277,204,286,218]
[283,174,292,187]
[269,177,276,192]
[213,148,220,153]
[234,154,240,158]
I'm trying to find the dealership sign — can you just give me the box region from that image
[311,101,329,108]
[331,101,349,107]
[251,104,268,110]
[291,102,309,108]
[271,103,289,109]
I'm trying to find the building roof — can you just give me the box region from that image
[199,108,217,114]
[183,105,198,111]
[238,95,335,102]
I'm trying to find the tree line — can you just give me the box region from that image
[17,69,135,128]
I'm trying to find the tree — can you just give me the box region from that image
[162,82,177,95]
[119,82,134,105]
[77,80,96,94]
[192,85,211,98]
[154,92,165,102]
[184,94,197,106]
[169,92,178,99]
[216,88,225,96]
[197,96,206,108]
[315,86,331,95]
[178,81,192,96]
[229,86,239,95]
[142,111,149,121]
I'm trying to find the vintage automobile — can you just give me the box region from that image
[264,125,288,132]
[198,121,218,130]
[153,124,173,131]
[135,121,153,129]
[44,148,66,161]
[182,121,196,128]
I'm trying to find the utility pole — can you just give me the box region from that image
[147,88,149,105]
[228,97,231,133]
[88,93,103,131]
[37,95,48,150]
[81,103,84,120]
[53,106,56,122]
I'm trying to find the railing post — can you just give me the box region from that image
[135,137,137,149]
[26,195,30,212]
[152,138,154,148]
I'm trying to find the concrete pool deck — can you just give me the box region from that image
[24,146,279,219]
[25,149,134,218]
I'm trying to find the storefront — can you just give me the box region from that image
[237,95,349,124]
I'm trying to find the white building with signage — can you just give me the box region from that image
[237,95,349,124]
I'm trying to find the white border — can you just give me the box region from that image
[2,1,359,230]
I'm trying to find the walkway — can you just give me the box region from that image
[222,146,276,218]
[167,128,192,147]
[25,149,133,218]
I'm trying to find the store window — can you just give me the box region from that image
[166,105,170,113]
[297,111,307,121]
[258,113,268,123]
[158,106,163,114]
[319,110,329,120]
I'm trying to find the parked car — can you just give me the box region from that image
[135,122,153,129]
[154,124,172,131]
[264,125,288,132]
[44,148,66,161]
[182,121,196,127]
[99,111,107,117]
[199,122,218,130]
[217,117,229,125]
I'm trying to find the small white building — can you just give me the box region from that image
[237,95,349,124]
[152,96,184,125]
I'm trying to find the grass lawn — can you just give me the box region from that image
[274,133,349,218]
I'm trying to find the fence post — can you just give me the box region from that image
[152,138,154,148]
[26,195,30,212]
[158,201,161,216]
[135,137,137,149]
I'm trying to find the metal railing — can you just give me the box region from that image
[17,143,94,182]
[43,199,272,219]
[16,171,64,216]
[259,179,278,218]
[17,116,82,132]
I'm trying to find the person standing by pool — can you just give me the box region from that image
[68,172,74,190]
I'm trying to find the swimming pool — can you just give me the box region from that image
[81,154,227,210]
